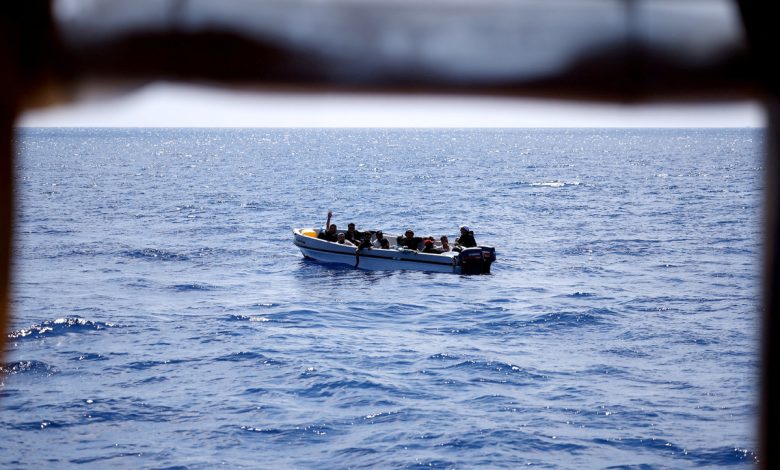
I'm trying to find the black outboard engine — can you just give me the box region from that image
[459,246,496,274]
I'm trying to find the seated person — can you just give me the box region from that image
[372,230,387,248]
[336,232,356,247]
[345,223,363,244]
[455,225,477,248]
[318,210,339,242]
[318,223,338,242]
[422,239,443,254]
[440,235,451,252]
[357,232,373,250]
[378,238,390,249]
[396,229,423,250]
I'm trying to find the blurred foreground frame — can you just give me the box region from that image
[0,0,776,465]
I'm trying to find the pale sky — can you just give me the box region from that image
[18,82,765,128]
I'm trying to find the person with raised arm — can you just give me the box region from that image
[317,210,338,242]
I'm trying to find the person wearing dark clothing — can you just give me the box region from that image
[379,238,390,249]
[318,210,339,242]
[318,225,338,242]
[455,225,477,248]
[396,229,423,250]
[357,232,373,250]
[345,223,364,245]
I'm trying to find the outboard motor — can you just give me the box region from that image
[480,246,496,273]
[459,246,496,274]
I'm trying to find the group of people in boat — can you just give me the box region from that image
[317,211,477,253]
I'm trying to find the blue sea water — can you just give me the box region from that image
[2,127,762,468]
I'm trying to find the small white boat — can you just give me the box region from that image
[292,228,495,274]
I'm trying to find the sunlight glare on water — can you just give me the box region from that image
[3,128,761,467]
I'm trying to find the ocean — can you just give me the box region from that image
[2,128,762,467]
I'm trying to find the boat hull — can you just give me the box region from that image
[293,228,468,273]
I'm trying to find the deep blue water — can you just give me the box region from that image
[3,128,762,467]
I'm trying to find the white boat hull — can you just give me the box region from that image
[292,228,494,274]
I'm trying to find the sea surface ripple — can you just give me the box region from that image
[3,128,761,468]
